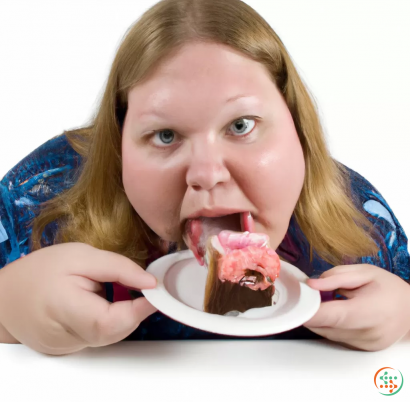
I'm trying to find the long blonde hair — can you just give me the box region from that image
[31,0,377,267]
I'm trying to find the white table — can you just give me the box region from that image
[1,335,409,402]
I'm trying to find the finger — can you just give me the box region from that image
[91,297,158,346]
[304,299,355,329]
[306,326,361,346]
[71,248,157,290]
[319,265,363,278]
[307,326,351,343]
[304,300,345,328]
[65,290,157,347]
[307,269,375,291]
[306,326,381,351]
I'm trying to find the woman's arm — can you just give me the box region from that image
[303,166,410,350]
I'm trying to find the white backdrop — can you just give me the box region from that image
[0,0,409,230]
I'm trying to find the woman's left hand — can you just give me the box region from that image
[303,264,410,351]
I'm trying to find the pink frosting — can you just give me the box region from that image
[218,231,269,251]
[215,231,280,291]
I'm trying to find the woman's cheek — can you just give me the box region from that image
[122,153,161,214]
[252,147,303,201]
[276,145,305,202]
[248,140,305,233]
[122,158,185,239]
[121,136,182,238]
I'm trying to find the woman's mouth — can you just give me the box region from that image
[182,212,255,265]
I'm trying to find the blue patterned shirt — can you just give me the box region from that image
[0,134,409,340]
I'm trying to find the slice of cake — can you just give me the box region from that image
[203,230,280,315]
[183,212,281,315]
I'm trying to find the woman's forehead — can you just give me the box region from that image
[128,42,273,99]
[126,45,277,120]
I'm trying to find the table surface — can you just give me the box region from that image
[1,335,409,402]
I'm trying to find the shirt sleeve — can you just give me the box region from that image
[346,165,410,282]
[0,181,23,268]
[0,134,82,269]
[0,175,41,268]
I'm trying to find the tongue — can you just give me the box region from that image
[184,212,255,265]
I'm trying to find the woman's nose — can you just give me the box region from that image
[186,144,231,191]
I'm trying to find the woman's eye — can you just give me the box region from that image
[229,118,256,136]
[150,118,256,148]
[152,129,175,146]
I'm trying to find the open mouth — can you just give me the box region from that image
[182,212,254,265]
[181,212,280,315]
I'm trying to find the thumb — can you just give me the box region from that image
[71,249,157,290]
[303,300,349,328]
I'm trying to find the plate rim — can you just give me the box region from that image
[142,250,321,337]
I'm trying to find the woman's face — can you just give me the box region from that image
[122,42,305,249]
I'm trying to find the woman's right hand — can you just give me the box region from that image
[0,242,158,355]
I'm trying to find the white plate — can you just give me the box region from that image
[142,250,321,337]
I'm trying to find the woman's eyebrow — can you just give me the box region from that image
[225,94,256,103]
[138,95,259,119]
[138,109,167,119]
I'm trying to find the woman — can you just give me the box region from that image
[0,0,409,354]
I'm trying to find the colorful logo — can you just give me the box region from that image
[374,367,404,395]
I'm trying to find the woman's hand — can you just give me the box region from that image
[0,242,157,355]
[304,264,410,351]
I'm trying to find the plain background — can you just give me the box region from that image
[1,0,409,233]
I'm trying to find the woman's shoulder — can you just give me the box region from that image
[1,133,82,198]
[342,163,383,199]
[341,163,409,277]
[0,133,82,267]
[341,163,398,227]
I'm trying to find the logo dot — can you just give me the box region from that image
[394,376,397,380]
